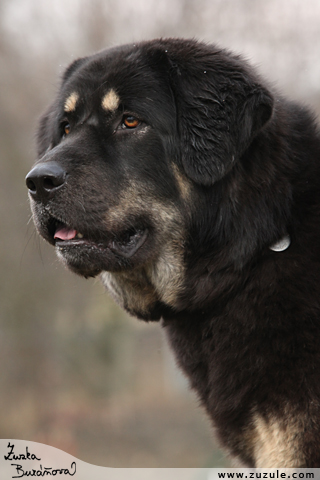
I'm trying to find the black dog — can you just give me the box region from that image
[26,39,320,467]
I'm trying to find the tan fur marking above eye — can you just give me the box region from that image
[102,89,120,111]
[64,92,79,112]
[251,412,305,467]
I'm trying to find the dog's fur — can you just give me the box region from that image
[26,39,320,467]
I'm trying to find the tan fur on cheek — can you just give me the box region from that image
[145,206,185,306]
[171,164,192,202]
[102,188,186,315]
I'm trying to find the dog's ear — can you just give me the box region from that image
[166,46,274,186]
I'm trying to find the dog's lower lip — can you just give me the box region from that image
[55,238,91,247]
[54,228,148,259]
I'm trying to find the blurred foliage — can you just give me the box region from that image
[0,0,320,468]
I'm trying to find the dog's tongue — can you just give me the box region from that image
[54,226,77,241]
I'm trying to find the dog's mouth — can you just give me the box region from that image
[42,216,149,277]
[52,220,148,259]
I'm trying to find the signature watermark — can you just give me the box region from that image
[4,442,76,478]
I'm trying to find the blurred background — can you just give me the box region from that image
[1,0,320,468]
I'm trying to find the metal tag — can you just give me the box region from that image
[269,234,291,252]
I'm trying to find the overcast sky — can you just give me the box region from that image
[2,0,320,100]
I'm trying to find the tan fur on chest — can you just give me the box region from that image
[239,411,306,468]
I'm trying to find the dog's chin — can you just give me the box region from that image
[55,228,149,278]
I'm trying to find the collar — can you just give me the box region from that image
[269,234,291,252]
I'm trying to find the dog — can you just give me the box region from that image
[26,38,320,467]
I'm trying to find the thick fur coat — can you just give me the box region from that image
[26,39,320,467]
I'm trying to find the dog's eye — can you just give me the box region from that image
[60,121,71,137]
[122,116,140,129]
[63,123,71,135]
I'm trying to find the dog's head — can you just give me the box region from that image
[26,39,273,318]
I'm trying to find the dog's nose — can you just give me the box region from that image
[26,162,67,199]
